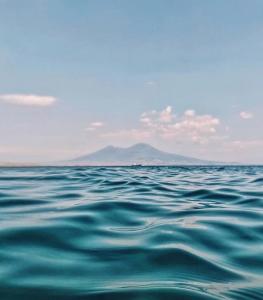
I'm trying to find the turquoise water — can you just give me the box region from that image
[0,166,262,300]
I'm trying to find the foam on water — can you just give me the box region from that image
[0,166,262,299]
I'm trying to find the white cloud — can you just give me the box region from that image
[159,105,174,123]
[86,121,104,132]
[102,106,221,144]
[90,122,104,127]
[240,111,253,119]
[0,94,57,107]
[160,112,220,143]
[184,109,195,117]
[86,127,96,132]
[139,107,220,143]
[140,106,174,126]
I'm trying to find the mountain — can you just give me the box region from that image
[70,143,218,165]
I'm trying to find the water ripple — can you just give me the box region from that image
[0,166,262,299]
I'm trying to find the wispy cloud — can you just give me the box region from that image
[86,121,104,131]
[90,122,104,127]
[231,139,263,149]
[240,111,253,119]
[145,80,156,86]
[0,94,57,107]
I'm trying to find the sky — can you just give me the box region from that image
[0,0,263,163]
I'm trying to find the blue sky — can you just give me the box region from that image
[0,0,262,163]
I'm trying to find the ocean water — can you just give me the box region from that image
[0,166,262,300]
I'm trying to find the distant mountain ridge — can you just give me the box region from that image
[70,143,218,165]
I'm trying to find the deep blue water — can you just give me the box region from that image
[0,166,262,300]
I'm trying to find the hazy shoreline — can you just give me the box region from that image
[0,163,261,168]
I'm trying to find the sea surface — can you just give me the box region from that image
[0,166,262,300]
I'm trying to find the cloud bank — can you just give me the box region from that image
[0,94,57,107]
[102,106,221,144]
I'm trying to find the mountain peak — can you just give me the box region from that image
[71,143,217,165]
[128,143,156,150]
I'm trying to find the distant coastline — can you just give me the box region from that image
[0,143,241,167]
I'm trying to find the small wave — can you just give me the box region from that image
[0,165,262,299]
